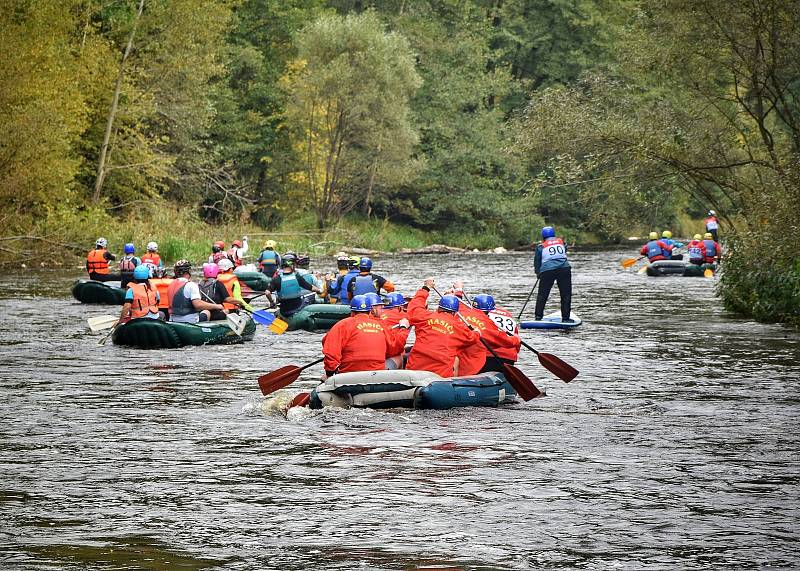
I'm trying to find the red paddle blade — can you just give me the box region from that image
[538,352,579,382]
[289,392,311,408]
[257,365,302,395]
[502,364,541,401]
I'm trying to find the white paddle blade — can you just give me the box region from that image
[227,313,247,336]
[88,315,118,332]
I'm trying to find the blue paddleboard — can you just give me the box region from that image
[520,312,582,330]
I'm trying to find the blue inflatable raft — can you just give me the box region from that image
[308,370,517,410]
[520,312,582,330]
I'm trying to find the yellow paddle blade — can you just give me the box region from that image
[704,268,714,278]
[268,317,289,335]
[620,257,640,268]
[637,264,649,275]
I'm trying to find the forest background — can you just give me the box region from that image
[1,0,797,324]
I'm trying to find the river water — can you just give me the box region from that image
[0,249,798,570]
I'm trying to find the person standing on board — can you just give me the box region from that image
[86,237,119,282]
[534,226,573,323]
[705,210,719,241]
[640,231,672,262]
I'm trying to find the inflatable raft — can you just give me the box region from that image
[683,263,716,277]
[283,303,351,332]
[112,316,256,349]
[308,370,517,410]
[234,267,270,291]
[645,260,687,276]
[521,312,582,330]
[72,280,126,304]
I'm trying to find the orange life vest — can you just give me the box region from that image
[87,249,109,274]
[128,282,159,318]
[149,277,174,309]
[216,272,239,310]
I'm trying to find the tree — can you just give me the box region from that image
[282,11,421,228]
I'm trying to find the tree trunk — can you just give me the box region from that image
[93,0,145,203]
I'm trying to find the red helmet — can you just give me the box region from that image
[232,239,242,247]
[214,240,225,249]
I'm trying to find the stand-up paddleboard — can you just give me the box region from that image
[520,312,582,330]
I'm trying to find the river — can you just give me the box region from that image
[0,248,798,570]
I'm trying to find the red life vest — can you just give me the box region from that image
[128,282,159,318]
[212,251,229,264]
[227,247,243,267]
[87,249,109,274]
[705,216,718,231]
[119,255,137,273]
[687,240,707,262]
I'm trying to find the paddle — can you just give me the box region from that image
[258,357,325,396]
[704,267,714,278]
[621,256,644,269]
[518,340,579,383]
[517,278,539,320]
[637,263,649,275]
[241,307,288,334]
[199,290,245,336]
[88,314,118,332]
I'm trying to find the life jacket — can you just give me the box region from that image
[119,255,138,273]
[149,277,173,309]
[352,273,377,296]
[337,270,359,304]
[645,240,666,261]
[687,240,706,262]
[277,272,302,300]
[216,272,239,310]
[705,216,718,231]
[227,247,243,267]
[128,282,159,318]
[87,249,109,274]
[703,239,719,262]
[541,237,568,264]
[212,251,229,264]
[141,253,160,267]
[169,280,194,316]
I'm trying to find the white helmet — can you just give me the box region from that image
[708,210,715,216]
[217,258,234,271]
[96,237,107,248]
[147,241,158,251]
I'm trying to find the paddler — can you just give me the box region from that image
[86,237,119,282]
[118,243,140,289]
[380,292,410,369]
[119,265,162,322]
[209,241,228,264]
[328,256,360,304]
[406,278,481,377]
[640,231,672,262]
[459,293,521,373]
[661,230,684,260]
[268,257,322,317]
[216,258,254,313]
[226,237,248,267]
[534,226,573,323]
[322,294,409,376]
[167,260,226,324]
[346,257,396,301]
[705,210,719,241]
[199,263,241,320]
[257,240,281,277]
[295,253,326,302]
[141,242,164,277]
[148,267,173,320]
[686,234,707,266]
[703,233,722,265]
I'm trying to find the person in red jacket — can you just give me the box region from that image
[459,293,521,373]
[322,294,408,376]
[406,279,481,377]
[703,232,722,264]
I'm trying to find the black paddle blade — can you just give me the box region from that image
[502,364,541,401]
[258,365,302,396]
[538,352,579,383]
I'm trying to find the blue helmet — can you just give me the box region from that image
[124,243,135,254]
[133,265,150,280]
[542,226,555,239]
[384,292,407,309]
[473,294,495,312]
[350,294,371,313]
[364,292,384,307]
[438,295,460,313]
[359,257,373,271]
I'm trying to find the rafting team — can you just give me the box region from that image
[85,226,573,378]
[638,211,723,265]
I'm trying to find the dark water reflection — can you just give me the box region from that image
[0,249,798,569]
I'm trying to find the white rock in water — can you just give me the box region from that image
[492,247,507,254]
[627,236,640,241]
[472,249,480,253]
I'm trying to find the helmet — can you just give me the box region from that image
[438,295,460,313]
[265,240,276,248]
[96,237,107,248]
[350,294,371,312]
[174,259,192,276]
[662,230,672,239]
[203,263,219,279]
[364,292,384,307]
[541,226,555,239]
[211,244,221,253]
[296,254,310,268]
[280,258,294,269]
[336,255,350,270]
[232,240,242,247]
[693,234,702,240]
[384,292,407,309]
[708,210,716,216]
[155,267,167,278]
[217,258,234,271]
[147,241,158,251]
[648,232,659,240]
[473,293,496,312]
[283,251,297,260]
[124,243,135,254]
[348,256,360,269]
[133,265,151,280]
[359,257,373,271]
[214,241,225,250]
[704,232,714,240]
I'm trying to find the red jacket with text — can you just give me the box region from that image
[322,313,406,374]
[459,305,521,365]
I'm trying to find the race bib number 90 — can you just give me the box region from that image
[488,311,516,334]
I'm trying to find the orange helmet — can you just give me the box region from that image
[232,239,242,247]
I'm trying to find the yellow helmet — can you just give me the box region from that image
[662,230,672,239]
[693,234,702,240]
[704,232,713,240]
[265,240,276,248]
[648,231,658,240]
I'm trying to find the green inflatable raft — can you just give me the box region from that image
[233,268,270,291]
[282,303,351,332]
[72,280,126,304]
[112,316,256,349]
[683,263,717,277]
